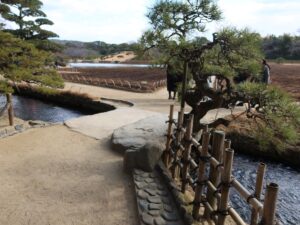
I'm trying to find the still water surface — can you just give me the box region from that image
[0,95,92,123]
[68,63,150,68]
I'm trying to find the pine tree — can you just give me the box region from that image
[141,0,300,150]
[0,0,60,52]
[0,31,63,92]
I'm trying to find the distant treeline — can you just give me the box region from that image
[53,34,300,61]
[262,34,300,60]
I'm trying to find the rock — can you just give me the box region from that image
[147,196,162,204]
[141,213,154,225]
[136,142,164,172]
[14,124,24,131]
[162,212,179,221]
[124,142,164,172]
[116,115,171,172]
[149,203,163,210]
[154,217,166,225]
[111,115,168,153]
[28,120,49,127]
[123,150,137,172]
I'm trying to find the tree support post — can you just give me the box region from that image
[164,105,174,167]
[172,109,184,179]
[6,93,14,126]
[180,61,188,109]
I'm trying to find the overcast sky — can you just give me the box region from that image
[40,0,300,43]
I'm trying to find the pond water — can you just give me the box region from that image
[68,63,151,68]
[0,95,93,123]
[232,153,300,225]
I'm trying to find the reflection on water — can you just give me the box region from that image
[0,95,92,123]
[68,63,151,68]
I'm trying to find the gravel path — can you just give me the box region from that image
[0,125,138,225]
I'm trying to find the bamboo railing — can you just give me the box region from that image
[59,71,167,93]
[163,105,279,225]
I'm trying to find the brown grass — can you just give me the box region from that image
[270,63,300,100]
[76,67,166,82]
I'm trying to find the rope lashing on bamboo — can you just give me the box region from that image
[213,180,234,197]
[165,119,176,124]
[216,163,224,170]
[199,155,212,163]
[247,194,256,204]
[210,209,230,218]
[194,179,208,186]
[190,165,199,174]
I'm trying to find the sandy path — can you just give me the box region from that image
[0,125,138,225]
[64,82,180,114]
[64,82,245,122]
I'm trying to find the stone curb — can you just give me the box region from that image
[0,120,56,139]
[156,161,194,225]
[132,168,184,225]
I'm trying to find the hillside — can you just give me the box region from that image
[52,39,137,59]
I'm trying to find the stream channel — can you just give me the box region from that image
[0,95,93,123]
[0,94,299,224]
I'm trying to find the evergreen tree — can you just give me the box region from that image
[0,31,63,93]
[0,0,60,52]
[141,0,221,107]
[142,0,300,150]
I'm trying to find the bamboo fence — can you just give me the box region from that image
[163,105,279,225]
[59,71,167,92]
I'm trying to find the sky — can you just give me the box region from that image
[26,0,300,43]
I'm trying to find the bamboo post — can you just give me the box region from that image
[181,114,194,193]
[6,93,14,126]
[224,139,231,151]
[260,183,279,225]
[251,163,266,225]
[205,131,225,217]
[163,105,174,167]
[172,109,184,179]
[217,148,234,225]
[192,131,211,219]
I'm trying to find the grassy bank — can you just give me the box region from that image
[13,84,115,113]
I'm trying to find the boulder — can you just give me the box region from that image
[111,114,170,172]
[124,142,164,172]
[111,115,168,153]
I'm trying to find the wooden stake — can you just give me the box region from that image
[163,105,174,167]
[251,163,266,225]
[260,183,279,225]
[172,109,184,179]
[205,131,225,217]
[217,148,234,225]
[192,131,211,219]
[6,93,14,126]
[181,114,194,193]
